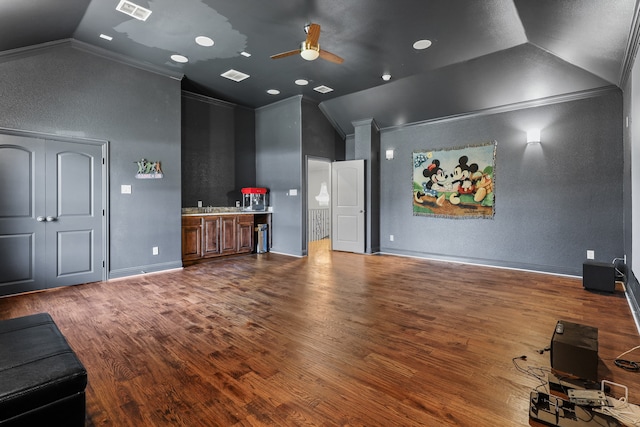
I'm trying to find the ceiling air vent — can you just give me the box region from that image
[116,0,152,21]
[314,85,334,94]
[220,69,250,82]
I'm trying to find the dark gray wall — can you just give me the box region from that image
[0,42,182,278]
[302,98,344,253]
[235,106,257,195]
[181,92,255,208]
[255,96,343,256]
[353,119,381,254]
[256,96,303,256]
[302,98,344,162]
[379,89,623,276]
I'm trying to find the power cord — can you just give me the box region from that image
[512,355,550,393]
[612,345,640,372]
[612,257,627,284]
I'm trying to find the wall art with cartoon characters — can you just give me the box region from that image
[413,142,496,219]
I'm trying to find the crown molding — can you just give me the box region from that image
[620,1,640,87]
[0,38,185,81]
[380,85,620,134]
[70,39,184,81]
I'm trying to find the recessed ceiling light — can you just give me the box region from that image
[240,51,251,57]
[295,79,309,86]
[382,73,391,81]
[170,54,188,63]
[267,89,280,95]
[314,85,333,94]
[99,34,113,41]
[195,36,214,47]
[413,39,432,50]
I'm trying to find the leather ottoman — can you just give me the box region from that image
[0,313,87,426]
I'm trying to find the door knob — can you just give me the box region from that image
[46,216,56,222]
[36,216,46,222]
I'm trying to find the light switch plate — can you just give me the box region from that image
[289,189,298,196]
[587,250,595,260]
[121,184,132,194]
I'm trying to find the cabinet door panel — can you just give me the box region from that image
[182,217,202,261]
[237,217,254,253]
[203,216,220,257]
[220,216,237,254]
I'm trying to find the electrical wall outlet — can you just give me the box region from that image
[152,246,159,255]
[390,235,394,242]
[587,250,594,260]
[197,200,202,207]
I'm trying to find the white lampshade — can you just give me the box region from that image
[300,48,320,61]
[300,41,320,61]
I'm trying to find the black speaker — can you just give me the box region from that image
[583,261,615,293]
[551,320,598,381]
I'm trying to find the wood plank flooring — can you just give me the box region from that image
[2,242,640,426]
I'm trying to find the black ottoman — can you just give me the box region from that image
[0,313,87,426]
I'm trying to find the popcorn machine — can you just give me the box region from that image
[241,187,268,211]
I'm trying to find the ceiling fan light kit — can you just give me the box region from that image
[300,42,320,61]
[271,23,343,64]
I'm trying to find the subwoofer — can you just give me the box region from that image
[582,261,615,293]
[551,320,598,382]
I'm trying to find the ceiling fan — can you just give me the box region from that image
[271,23,344,64]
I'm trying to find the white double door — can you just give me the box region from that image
[0,133,105,297]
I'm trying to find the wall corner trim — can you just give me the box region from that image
[625,270,640,335]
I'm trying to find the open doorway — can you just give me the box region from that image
[307,157,331,256]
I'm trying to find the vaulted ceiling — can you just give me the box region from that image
[1,0,637,136]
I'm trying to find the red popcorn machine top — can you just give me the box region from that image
[241,187,268,211]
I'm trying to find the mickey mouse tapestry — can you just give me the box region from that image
[413,142,496,219]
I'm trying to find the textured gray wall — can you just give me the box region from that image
[182,93,235,207]
[353,119,381,253]
[302,98,344,253]
[255,97,343,256]
[256,97,303,256]
[0,42,182,278]
[380,90,623,276]
[181,92,255,208]
[234,106,257,198]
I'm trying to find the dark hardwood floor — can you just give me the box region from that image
[2,241,640,426]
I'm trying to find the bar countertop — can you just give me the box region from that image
[181,207,271,216]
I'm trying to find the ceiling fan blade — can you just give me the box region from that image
[319,49,344,64]
[306,23,321,47]
[271,49,300,60]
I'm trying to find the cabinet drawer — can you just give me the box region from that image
[182,216,202,227]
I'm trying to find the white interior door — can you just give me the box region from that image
[331,159,365,253]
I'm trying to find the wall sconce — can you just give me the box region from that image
[526,129,541,144]
[385,149,394,160]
